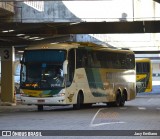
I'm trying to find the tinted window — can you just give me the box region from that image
[23,50,66,63]
[76,48,135,69]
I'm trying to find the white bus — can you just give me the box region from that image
[20,42,136,111]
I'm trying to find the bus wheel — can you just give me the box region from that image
[114,93,121,107]
[120,93,125,107]
[38,105,43,111]
[73,93,83,110]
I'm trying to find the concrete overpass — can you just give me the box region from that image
[0,0,160,104]
[1,1,160,49]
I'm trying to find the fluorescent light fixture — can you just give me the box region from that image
[35,38,44,40]
[29,37,39,40]
[50,42,58,44]
[16,34,25,36]
[18,51,24,53]
[24,36,30,39]
[9,30,14,32]
[2,30,14,33]
[2,30,9,33]
[70,22,80,25]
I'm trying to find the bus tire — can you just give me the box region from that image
[114,93,121,107]
[73,92,83,110]
[38,105,43,111]
[120,93,125,107]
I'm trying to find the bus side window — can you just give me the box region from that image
[143,63,150,72]
[76,49,87,68]
[76,49,82,68]
[107,53,113,68]
[127,54,135,69]
[119,53,127,69]
[92,52,101,68]
[116,54,121,69]
[82,53,87,67]
[87,52,93,67]
[111,53,118,68]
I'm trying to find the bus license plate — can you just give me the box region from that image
[37,100,45,103]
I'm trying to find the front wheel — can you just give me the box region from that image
[73,93,83,110]
[120,93,125,106]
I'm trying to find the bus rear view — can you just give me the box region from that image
[136,58,152,93]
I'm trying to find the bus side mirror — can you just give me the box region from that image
[63,60,68,74]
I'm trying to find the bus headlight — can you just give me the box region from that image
[52,89,65,97]
[53,93,65,97]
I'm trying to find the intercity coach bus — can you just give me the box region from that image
[136,58,152,93]
[20,42,136,111]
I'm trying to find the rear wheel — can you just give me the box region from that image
[114,93,121,107]
[120,93,125,106]
[37,105,43,111]
[107,92,125,107]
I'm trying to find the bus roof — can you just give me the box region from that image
[135,58,151,62]
[25,42,134,54]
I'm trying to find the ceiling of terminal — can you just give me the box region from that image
[0,22,71,46]
[0,0,160,54]
[0,21,160,54]
[1,21,160,44]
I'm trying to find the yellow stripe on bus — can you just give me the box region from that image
[136,74,147,81]
[23,89,43,97]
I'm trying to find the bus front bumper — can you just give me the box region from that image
[21,96,66,105]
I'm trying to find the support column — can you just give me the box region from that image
[1,47,15,105]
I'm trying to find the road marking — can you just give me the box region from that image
[90,108,104,126]
[147,99,153,102]
[138,107,146,110]
[90,121,126,127]
[89,108,125,127]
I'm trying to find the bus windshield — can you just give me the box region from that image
[20,50,66,89]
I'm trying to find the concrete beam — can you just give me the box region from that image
[1,21,160,35]
[57,21,160,34]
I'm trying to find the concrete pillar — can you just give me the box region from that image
[0,47,15,104]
